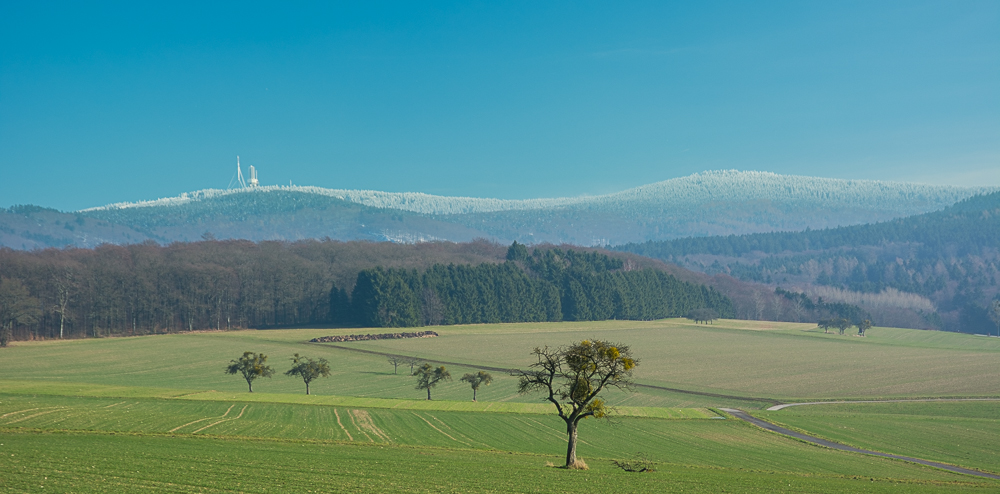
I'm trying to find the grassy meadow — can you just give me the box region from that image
[756,401,1000,475]
[2,318,1000,492]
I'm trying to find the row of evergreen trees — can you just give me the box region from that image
[331,244,734,328]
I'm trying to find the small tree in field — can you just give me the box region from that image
[835,317,852,335]
[285,353,331,395]
[516,340,637,468]
[857,319,872,337]
[226,351,274,392]
[406,358,422,375]
[387,356,402,375]
[414,363,451,400]
[460,371,493,401]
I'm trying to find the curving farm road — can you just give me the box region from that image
[766,397,1000,411]
[720,408,1000,480]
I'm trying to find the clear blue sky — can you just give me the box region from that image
[1,1,997,211]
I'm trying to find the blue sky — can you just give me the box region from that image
[1,1,997,211]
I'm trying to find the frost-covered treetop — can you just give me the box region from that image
[82,170,992,216]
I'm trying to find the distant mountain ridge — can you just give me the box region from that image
[86,170,982,216]
[617,191,1000,333]
[1,170,992,249]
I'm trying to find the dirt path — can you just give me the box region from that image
[720,408,1000,480]
[767,397,1000,411]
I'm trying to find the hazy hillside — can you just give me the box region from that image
[618,191,1000,334]
[1,170,990,249]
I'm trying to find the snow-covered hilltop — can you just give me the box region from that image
[85,170,988,218]
[3,170,990,250]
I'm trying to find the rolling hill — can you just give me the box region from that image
[618,191,1000,333]
[1,170,990,249]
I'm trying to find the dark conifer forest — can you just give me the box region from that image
[0,239,732,342]
[342,245,733,327]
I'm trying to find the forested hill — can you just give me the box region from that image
[336,245,733,328]
[618,191,1000,258]
[0,239,735,344]
[2,171,989,249]
[616,192,1000,334]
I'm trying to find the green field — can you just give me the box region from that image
[757,401,1000,475]
[2,318,999,492]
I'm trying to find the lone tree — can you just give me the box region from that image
[857,319,872,337]
[414,363,451,400]
[0,278,41,347]
[460,371,493,401]
[516,340,637,468]
[387,355,403,375]
[285,353,331,395]
[405,358,422,375]
[226,351,275,392]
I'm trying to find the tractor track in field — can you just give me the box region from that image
[317,343,779,405]
[721,408,1000,481]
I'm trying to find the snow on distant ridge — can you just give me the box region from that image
[82,170,992,216]
[596,170,991,211]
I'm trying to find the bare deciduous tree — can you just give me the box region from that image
[387,355,403,374]
[515,340,637,468]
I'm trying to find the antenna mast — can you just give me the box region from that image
[236,156,247,188]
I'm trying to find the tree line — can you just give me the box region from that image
[333,243,734,328]
[0,239,732,344]
[617,191,1000,333]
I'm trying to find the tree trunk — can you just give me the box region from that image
[472,388,477,401]
[426,387,432,400]
[305,382,310,395]
[247,380,253,393]
[565,420,579,467]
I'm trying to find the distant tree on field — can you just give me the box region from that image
[835,317,852,335]
[515,340,637,469]
[414,363,451,400]
[0,278,41,347]
[990,300,1000,338]
[685,308,718,324]
[817,319,832,333]
[285,353,331,395]
[226,351,275,392]
[460,371,493,401]
[405,358,422,375]
[387,355,403,375]
[857,319,872,337]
